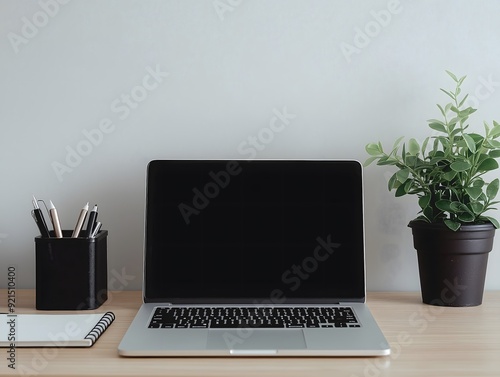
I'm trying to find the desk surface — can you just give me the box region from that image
[1,290,499,377]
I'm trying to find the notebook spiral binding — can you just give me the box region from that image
[84,312,115,346]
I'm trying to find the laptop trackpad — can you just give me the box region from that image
[207,330,306,350]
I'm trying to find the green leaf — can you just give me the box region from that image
[440,89,455,100]
[463,134,476,153]
[437,136,451,150]
[408,138,420,156]
[458,94,469,107]
[396,168,410,183]
[428,122,447,133]
[487,178,499,200]
[387,172,398,191]
[489,123,500,138]
[469,133,485,148]
[477,153,490,164]
[392,136,405,150]
[421,137,430,155]
[488,139,500,148]
[485,200,500,210]
[442,170,457,181]
[484,121,491,135]
[461,202,474,214]
[472,179,485,188]
[429,156,447,164]
[366,143,383,156]
[428,119,445,126]
[377,157,397,166]
[483,216,500,229]
[450,160,472,172]
[423,206,433,221]
[470,202,484,215]
[404,179,413,193]
[436,199,452,212]
[405,156,418,167]
[446,70,458,82]
[450,201,466,213]
[395,179,413,197]
[489,150,500,158]
[458,212,475,222]
[477,158,499,172]
[448,117,459,128]
[395,182,407,197]
[363,156,379,167]
[437,104,446,117]
[461,107,476,117]
[418,194,430,210]
[465,187,483,200]
[444,219,461,231]
[432,137,440,152]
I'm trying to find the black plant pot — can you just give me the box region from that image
[408,221,495,307]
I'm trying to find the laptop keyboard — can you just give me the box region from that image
[148,306,360,329]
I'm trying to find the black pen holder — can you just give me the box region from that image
[35,230,108,310]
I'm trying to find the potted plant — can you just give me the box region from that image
[365,71,500,306]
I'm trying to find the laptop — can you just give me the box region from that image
[118,159,390,356]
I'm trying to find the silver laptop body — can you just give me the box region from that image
[119,160,390,356]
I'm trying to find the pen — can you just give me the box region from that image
[91,222,102,238]
[71,202,89,238]
[31,195,50,238]
[85,204,98,238]
[48,200,63,238]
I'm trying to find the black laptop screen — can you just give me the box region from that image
[144,160,365,304]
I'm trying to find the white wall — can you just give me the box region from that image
[1,0,499,291]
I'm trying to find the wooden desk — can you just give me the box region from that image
[1,290,499,377]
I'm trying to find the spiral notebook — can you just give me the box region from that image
[0,312,115,347]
